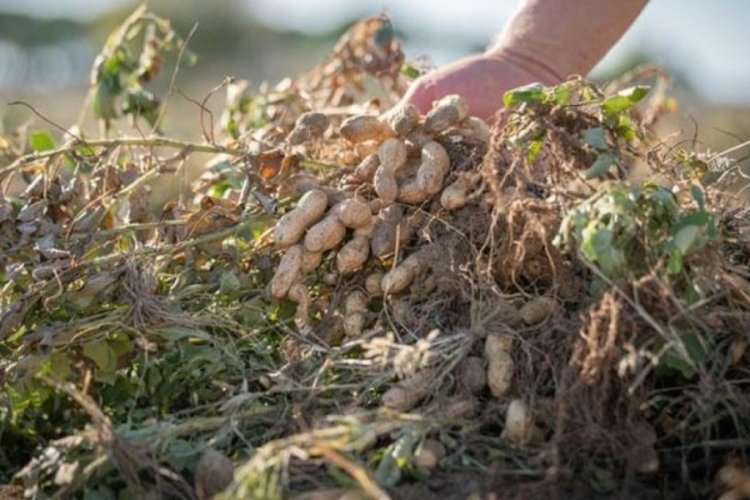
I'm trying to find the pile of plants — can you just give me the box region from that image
[1,8,749,499]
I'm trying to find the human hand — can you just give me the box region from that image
[400,51,560,122]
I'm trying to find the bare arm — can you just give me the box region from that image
[402,0,648,120]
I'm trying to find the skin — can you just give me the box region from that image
[402,0,649,121]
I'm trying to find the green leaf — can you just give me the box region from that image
[122,88,160,126]
[667,250,683,275]
[94,80,120,122]
[503,83,546,107]
[602,85,650,115]
[585,153,617,179]
[526,138,544,163]
[659,332,707,379]
[616,114,636,140]
[581,226,626,277]
[30,130,56,152]
[582,127,609,151]
[219,270,242,293]
[47,352,72,382]
[401,63,422,79]
[82,341,116,374]
[553,82,573,105]
[673,224,700,254]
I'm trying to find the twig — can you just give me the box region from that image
[1,136,246,178]
[151,22,199,134]
[7,101,86,144]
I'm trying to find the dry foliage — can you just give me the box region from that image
[1,8,750,500]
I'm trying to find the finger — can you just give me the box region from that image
[401,77,436,115]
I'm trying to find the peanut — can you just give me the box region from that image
[353,153,380,183]
[383,104,420,136]
[364,270,384,296]
[519,296,558,325]
[457,116,490,143]
[501,399,534,445]
[485,334,514,399]
[374,138,407,204]
[300,248,323,273]
[382,252,421,294]
[459,356,487,394]
[332,198,372,229]
[440,178,472,211]
[304,213,346,253]
[339,115,393,143]
[343,290,368,337]
[397,179,429,204]
[381,370,433,412]
[273,189,328,248]
[370,205,404,258]
[415,440,446,472]
[416,141,451,196]
[269,244,303,299]
[288,282,311,326]
[336,236,370,273]
[424,94,467,133]
[287,112,329,144]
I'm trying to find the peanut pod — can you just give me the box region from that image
[304,214,346,253]
[343,290,368,337]
[332,198,372,229]
[287,112,329,145]
[269,244,303,298]
[288,282,311,326]
[374,138,408,204]
[381,252,421,294]
[440,177,473,211]
[300,249,323,273]
[485,334,514,398]
[397,179,429,204]
[382,370,433,411]
[397,141,450,203]
[416,141,450,196]
[339,115,393,143]
[353,154,380,183]
[424,94,467,133]
[519,296,558,325]
[336,236,370,273]
[364,270,384,296]
[273,189,328,248]
[501,399,535,445]
[456,116,490,143]
[370,205,409,258]
[383,104,420,136]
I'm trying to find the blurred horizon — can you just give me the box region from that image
[1,0,749,104]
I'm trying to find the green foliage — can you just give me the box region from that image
[657,331,709,379]
[502,80,648,181]
[29,130,56,152]
[556,182,719,280]
[90,6,195,131]
[601,85,650,116]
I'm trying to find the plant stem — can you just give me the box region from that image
[1,137,247,178]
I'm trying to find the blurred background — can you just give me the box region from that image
[0,0,748,156]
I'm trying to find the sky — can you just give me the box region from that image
[1,0,749,103]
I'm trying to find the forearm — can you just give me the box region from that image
[488,0,648,81]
